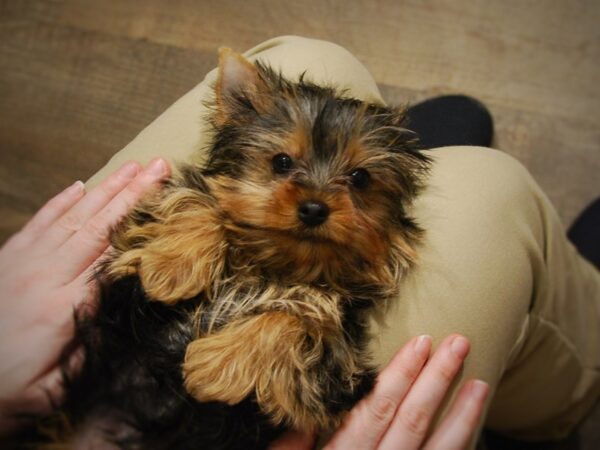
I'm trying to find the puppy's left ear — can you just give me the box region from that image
[215,48,271,124]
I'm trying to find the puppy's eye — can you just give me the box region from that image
[272,153,294,174]
[350,168,370,190]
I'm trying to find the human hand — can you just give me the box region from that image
[0,158,170,430]
[270,334,489,450]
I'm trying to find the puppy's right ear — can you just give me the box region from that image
[215,48,271,124]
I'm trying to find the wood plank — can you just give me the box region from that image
[0,11,215,243]
[13,0,600,124]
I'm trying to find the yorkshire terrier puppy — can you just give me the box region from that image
[31,48,430,449]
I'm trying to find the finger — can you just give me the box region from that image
[75,243,114,286]
[324,335,432,450]
[17,346,85,418]
[56,158,169,281]
[64,245,113,311]
[4,181,85,252]
[269,430,316,450]
[41,161,142,251]
[423,380,490,450]
[378,334,470,450]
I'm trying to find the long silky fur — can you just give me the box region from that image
[22,52,431,449]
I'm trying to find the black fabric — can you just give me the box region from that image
[568,197,600,270]
[407,95,494,149]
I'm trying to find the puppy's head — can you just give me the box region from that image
[205,49,430,287]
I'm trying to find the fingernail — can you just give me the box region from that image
[451,335,470,359]
[146,158,168,177]
[118,161,140,179]
[68,180,85,195]
[470,380,489,402]
[414,335,432,358]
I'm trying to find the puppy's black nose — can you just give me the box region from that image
[298,201,329,227]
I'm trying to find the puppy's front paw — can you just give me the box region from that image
[181,314,281,405]
[183,312,326,430]
[182,311,373,432]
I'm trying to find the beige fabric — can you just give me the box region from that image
[87,36,600,442]
[371,146,600,440]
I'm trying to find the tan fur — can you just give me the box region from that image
[207,168,416,293]
[109,187,227,303]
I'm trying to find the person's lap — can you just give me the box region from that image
[87,35,600,442]
[373,145,600,440]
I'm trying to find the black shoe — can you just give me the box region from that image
[568,198,600,270]
[407,95,494,149]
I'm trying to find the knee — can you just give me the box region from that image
[424,146,541,222]
[244,36,384,104]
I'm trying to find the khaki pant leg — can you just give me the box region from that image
[369,146,600,441]
[85,36,600,442]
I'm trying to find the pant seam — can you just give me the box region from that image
[531,313,588,370]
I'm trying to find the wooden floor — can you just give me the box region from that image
[1,0,599,447]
